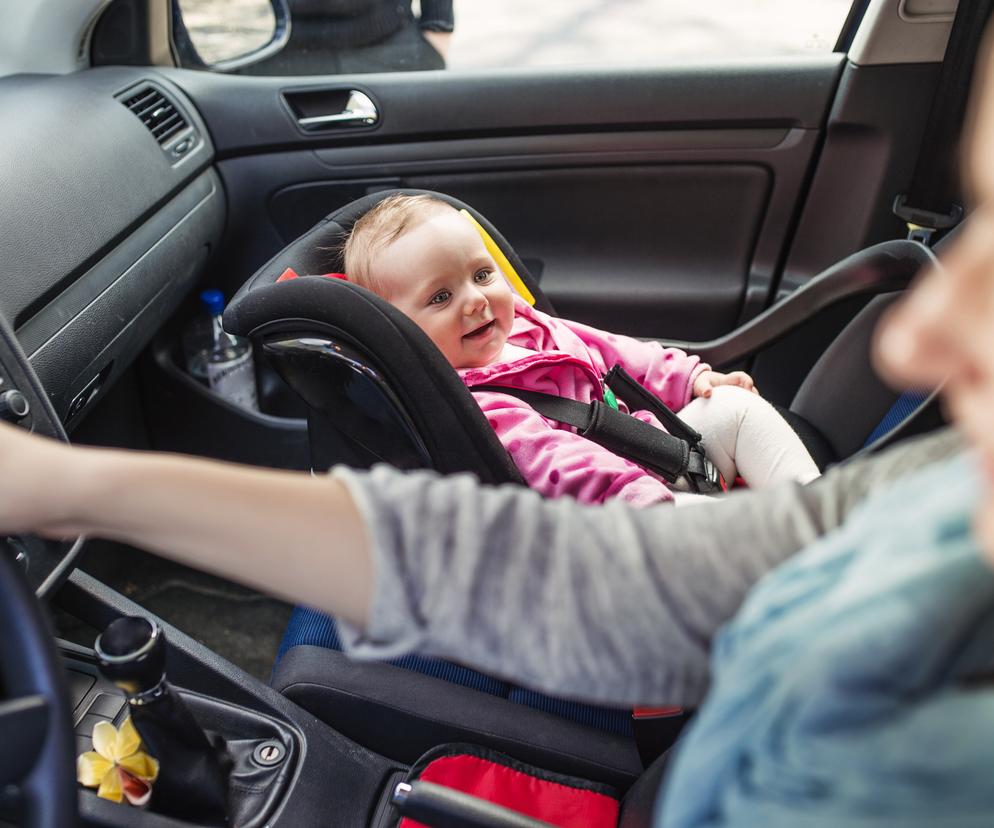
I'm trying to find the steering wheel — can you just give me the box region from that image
[0,548,77,827]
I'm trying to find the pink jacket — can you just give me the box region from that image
[459,298,709,506]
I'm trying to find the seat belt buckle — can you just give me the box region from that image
[703,456,722,491]
[632,707,688,766]
[892,195,963,246]
[687,452,722,494]
[633,706,684,719]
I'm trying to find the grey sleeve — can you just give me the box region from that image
[334,427,961,708]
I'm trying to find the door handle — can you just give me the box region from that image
[296,90,378,129]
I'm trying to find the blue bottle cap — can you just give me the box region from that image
[200,289,225,315]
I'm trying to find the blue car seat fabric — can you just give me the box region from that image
[276,606,635,736]
[863,388,933,447]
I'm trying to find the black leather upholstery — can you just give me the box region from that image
[617,750,672,828]
[271,646,642,789]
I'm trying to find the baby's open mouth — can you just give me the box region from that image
[463,319,496,340]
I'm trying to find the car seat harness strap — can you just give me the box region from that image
[474,364,722,494]
[602,364,704,445]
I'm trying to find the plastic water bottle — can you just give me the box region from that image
[183,289,259,411]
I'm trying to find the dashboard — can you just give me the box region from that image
[0,66,225,595]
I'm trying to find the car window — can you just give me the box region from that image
[174,0,859,76]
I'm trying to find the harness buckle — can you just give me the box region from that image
[892,195,963,246]
[685,450,723,494]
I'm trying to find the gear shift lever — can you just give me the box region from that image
[96,616,231,822]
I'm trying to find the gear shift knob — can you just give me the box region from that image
[95,616,230,822]
[95,616,166,697]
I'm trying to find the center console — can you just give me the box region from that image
[0,308,401,827]
[57,574,406,827]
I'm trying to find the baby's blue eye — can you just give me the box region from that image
[474,269,495,283]
[429,290,451,306]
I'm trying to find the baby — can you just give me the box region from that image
[343,194,820,505]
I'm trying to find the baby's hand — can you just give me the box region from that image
[693,370,759,399]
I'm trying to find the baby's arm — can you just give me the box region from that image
[557,317,708,411]
[473,390,675,506]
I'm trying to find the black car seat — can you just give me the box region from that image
[226,189,645,740]
[224,189,942,771]
[225,189,551,480]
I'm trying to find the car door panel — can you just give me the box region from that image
[167,58,843,153]
[402,164,771,339]
[167,57,843,339]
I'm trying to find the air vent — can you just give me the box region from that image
[121,86,188,145]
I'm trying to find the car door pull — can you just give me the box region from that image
[296,91,378,129]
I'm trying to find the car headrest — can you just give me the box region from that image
[229,188,554,314]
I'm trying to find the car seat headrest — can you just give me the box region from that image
[229,188,554,315]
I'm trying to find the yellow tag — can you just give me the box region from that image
[459,209,536,306]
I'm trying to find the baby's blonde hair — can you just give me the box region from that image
[342,194,456,296]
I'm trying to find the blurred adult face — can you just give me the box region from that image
[875,36,994,558]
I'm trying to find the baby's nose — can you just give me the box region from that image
[465,289,488,313]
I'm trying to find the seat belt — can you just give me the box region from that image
[474,366,723,494]
[892,0,994,245]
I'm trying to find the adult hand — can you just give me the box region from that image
[0,421,81,538]
[422,30,452,59]
[693,370,758,399]
[0,420,377,627]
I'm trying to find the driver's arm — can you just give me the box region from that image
[0,422,960,708]
[331,427,960,707]
[0,426,375,629]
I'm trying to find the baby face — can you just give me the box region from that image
[369,210,515,369]
[875,42,994,559]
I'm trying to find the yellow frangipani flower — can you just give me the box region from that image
[77,717,159,805]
